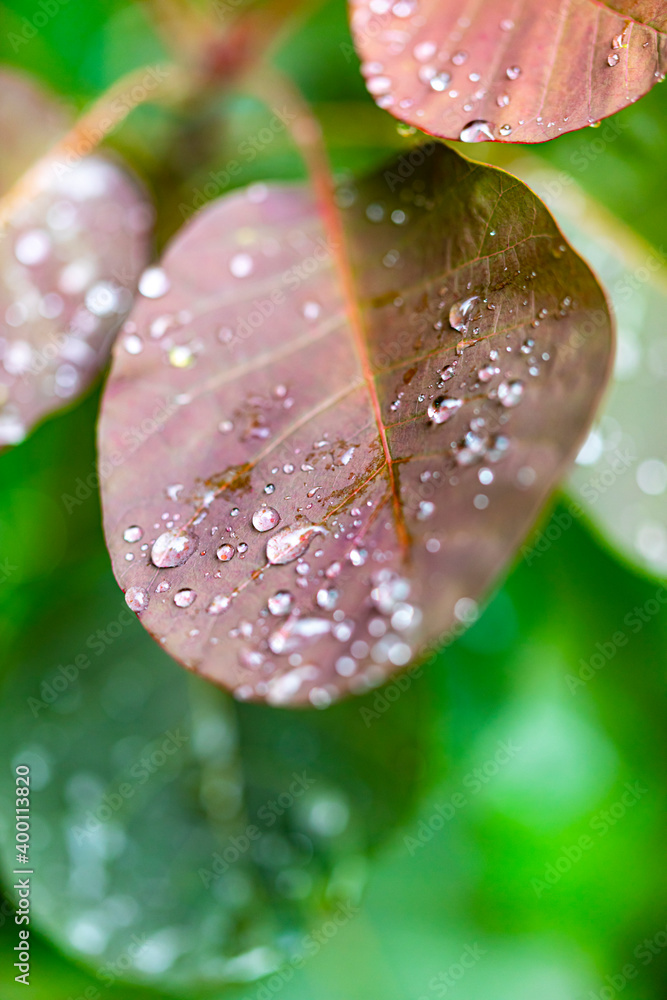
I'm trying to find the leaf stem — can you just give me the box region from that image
[249,67,411,553]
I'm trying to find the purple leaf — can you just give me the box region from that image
[0,69,153,448]
[349,0,667,143]
[99,144,613,706]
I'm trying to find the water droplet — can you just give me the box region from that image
[264,483,275,494]
[252,507,281,532]
[123,334,143,355]
[449,294,481,332]
[216,543,235,562]
[607,52,620,67]
[427,396,463,424]
[266,524,325,565]
[349,548,367,567]
[367,75,392,95]
[229,253,253,277]
[460,119,495,142]
[123,525,143,543]
[498,124,512,136]
[86,281,121,317]
[497,94,510,107]
[207,594,230,614]
[168,345,195,368]
[497,379,525,407]
[429,72,451,91]
[174,588,196,608]
[268,591,294,615]
[517,466,536,487]
[478,364,499,382]
[218,420,233,434]
[15,229,51,266]
[418,500,435,519]
[125,586,149,613]
[452,51,468,65]
[303,300,320,319]
[506,66,521,80]
[454,596,478,623]
[151,528,198,568]
[138,267,170,299]
[414,40,437,62]
[237,542,248,554]
[317,587,338,610]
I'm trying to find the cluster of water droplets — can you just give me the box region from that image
[0,157,151,446]
[352,4,526,141]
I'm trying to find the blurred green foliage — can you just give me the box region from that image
[0,1,665,998]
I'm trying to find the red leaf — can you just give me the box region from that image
[349,0,667,144]
[0,70,153,448]
[99,144,613,707]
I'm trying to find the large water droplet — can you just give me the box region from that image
[449,295,481,332]
[174,588,196,608]
[216,543,235,562]
[266,524,325,565]
[506,66,521,80]
[252,507,281,532]
[427,396,463,424]
[459,120,495,142]
[151,528,198,568]
[125,586,149,613]
[123,525,143,543]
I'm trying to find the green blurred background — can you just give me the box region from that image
[0,1,666,998]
